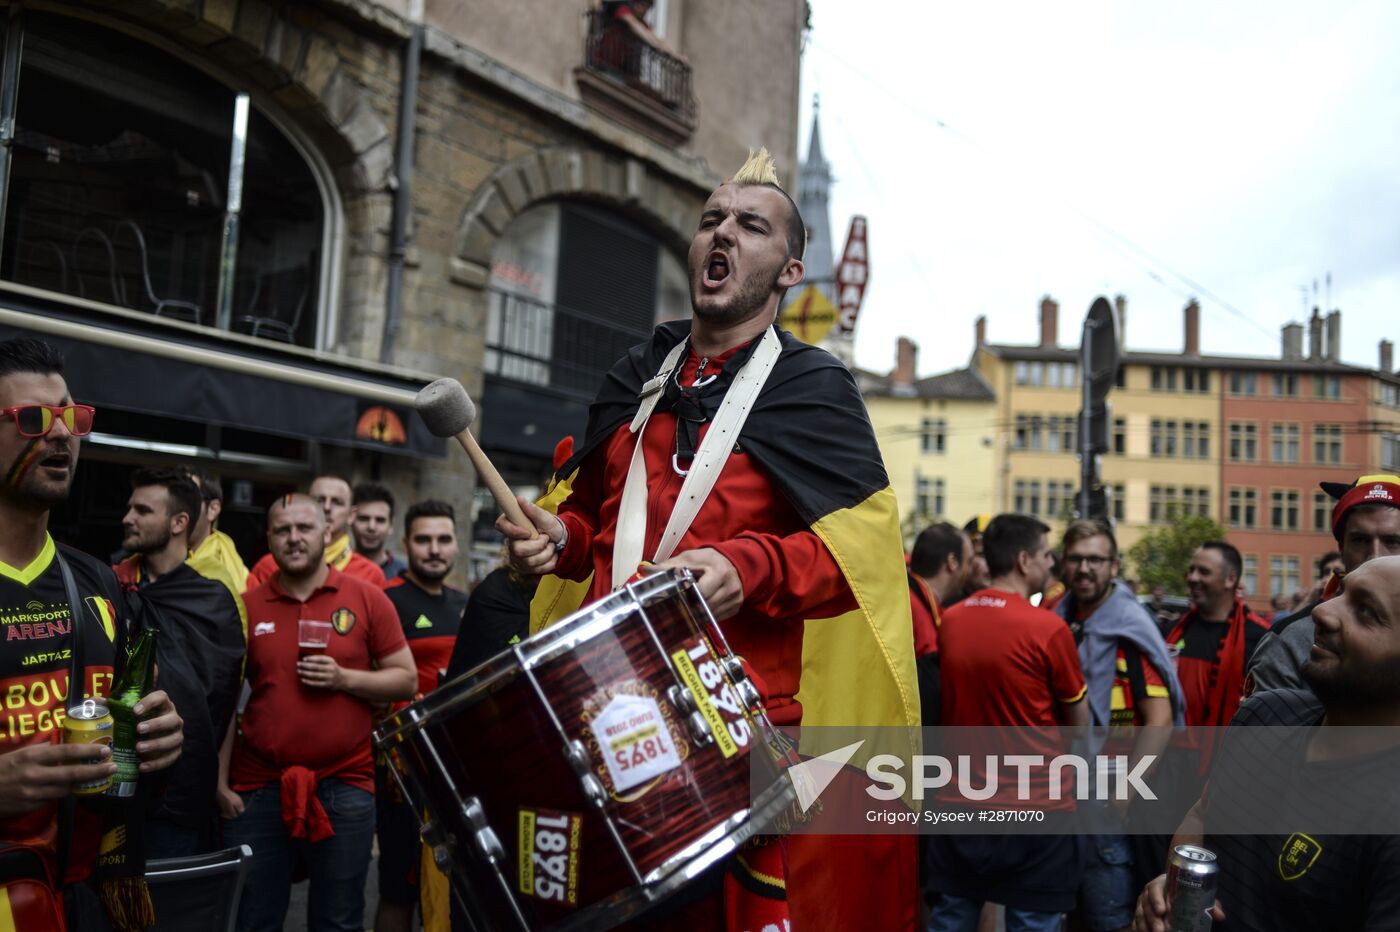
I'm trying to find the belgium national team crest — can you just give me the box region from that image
[1278,832,1322,881]
[330,607,357,636]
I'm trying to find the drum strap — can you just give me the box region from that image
[613,326,782,589]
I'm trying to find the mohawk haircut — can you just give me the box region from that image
[731,147,782,185]
[729,147,807,261]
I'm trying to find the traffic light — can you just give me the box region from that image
[1086,483,1109,522]
[1078,297,1120,518]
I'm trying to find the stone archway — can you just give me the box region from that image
[450,146,697,289]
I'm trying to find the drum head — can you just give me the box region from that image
[374,567,795,931]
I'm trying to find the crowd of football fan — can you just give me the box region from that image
[0,336,514,931]
[5,332,1400,932]
[907,482,1400,932]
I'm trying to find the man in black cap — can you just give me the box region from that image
[1247,473,1400,695]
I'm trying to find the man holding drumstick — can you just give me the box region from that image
[499,149,920,932]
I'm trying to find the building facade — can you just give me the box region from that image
[1368,340,1400,474]
[971,297,1397,611]
[858,337,997,543]
[1216,314,1371,606]
[3,0,808,577]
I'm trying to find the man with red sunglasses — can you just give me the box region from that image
[0,400,94,440]
[0,337,185,929]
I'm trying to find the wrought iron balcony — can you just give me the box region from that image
[577,8,697,145]
[484,286,655,399]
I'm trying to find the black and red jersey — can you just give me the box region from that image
[1170,603,1270,728]
[384,574,466,697]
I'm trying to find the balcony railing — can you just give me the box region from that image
[485,287,654,398]
[579,9,697,141]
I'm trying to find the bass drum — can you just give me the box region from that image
[374,568,796,930]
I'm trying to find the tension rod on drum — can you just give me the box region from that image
[689,582,803,772]
[513,641,647,889]
[625,576,716,747]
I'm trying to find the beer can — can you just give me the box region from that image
[1166,844,1218,932]
[63,699,113,796]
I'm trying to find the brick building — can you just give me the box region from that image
[885,296,1400,613]
[0,0,808,576]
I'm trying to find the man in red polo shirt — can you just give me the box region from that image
[218,494,414,932]
[928,513,1089,931]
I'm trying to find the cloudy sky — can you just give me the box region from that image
[797,0,1400,377]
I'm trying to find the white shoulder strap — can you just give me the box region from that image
[629,339,688,434]
[613,337,689,587]
[612,327,783,589]
[652,327,782,564]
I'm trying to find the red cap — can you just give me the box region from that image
[1328,474,1400,541]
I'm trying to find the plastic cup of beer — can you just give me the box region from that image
[298,619,333,659]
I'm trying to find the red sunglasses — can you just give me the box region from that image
[0,404,95,438]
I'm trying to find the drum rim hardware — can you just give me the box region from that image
[545,775,797,932]
[372,568,799,932]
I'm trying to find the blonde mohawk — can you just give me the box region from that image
[730,147,782,187]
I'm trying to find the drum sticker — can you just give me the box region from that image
[589,693,683,793]
[672,638,753,759]
[518,807,582,906]
[581,681,689,801]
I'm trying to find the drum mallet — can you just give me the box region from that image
[414,378,534,532]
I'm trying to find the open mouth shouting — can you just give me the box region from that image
[702,251,731,289]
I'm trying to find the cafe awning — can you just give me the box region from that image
[0,285,447,460]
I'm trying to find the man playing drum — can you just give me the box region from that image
[500,149,920,932]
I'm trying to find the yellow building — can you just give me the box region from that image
[973,297,1220,554]
[858,338,998,542]
[1100,355,1221,555]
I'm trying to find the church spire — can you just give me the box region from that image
[798,95,835,305]
[805,95,828,172]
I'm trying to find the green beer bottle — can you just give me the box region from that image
[107,626,158,798]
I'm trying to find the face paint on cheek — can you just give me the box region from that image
[4,438,42,488]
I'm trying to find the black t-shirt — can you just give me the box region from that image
[1177,617,1269,669]
[445,567,533,681]
[0,538,126,879]
[1204,689,1400,931]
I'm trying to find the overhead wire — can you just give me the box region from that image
[806,37,1278,340]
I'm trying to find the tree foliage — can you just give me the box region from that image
[1125,511,1228,595]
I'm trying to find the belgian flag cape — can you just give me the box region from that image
[531,320,920,751]
[113,559,247,826]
